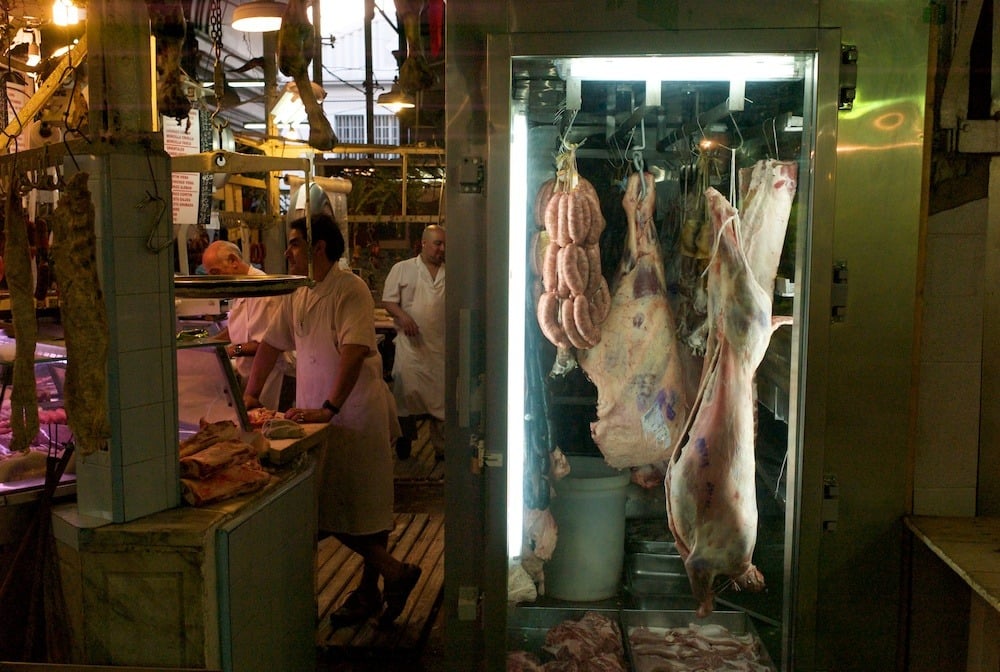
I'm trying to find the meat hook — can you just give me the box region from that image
[631,117,648,201]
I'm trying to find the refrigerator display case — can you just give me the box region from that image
[0,336,75,501]
[479,29,844,670]
[176,336,250,438]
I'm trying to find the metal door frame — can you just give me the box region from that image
[481,27,842,671]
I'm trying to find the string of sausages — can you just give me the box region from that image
[532,151,611,350]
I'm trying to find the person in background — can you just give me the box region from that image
[242,214,420,629]
[201,240,287,410]
[381,225,446,460]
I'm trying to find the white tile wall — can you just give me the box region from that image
[73,152,180,522]
[912,198,988,516]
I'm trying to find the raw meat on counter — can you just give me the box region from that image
[578,171,688,469]
[665,160,797,617]
[629,622,772,671]
[178,419,271,505]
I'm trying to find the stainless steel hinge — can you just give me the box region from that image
[822,474,840,532]
[839,44,858,111]
[831,261,848,322]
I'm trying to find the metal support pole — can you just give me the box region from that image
[365,0,376,144]
[312,0,323,84]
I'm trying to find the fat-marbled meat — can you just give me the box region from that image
[578,172,688,469]
[664,160,796,617]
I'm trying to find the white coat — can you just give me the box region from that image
[227,266,286,410]
[382,256,445,420]
[264,268,396,535]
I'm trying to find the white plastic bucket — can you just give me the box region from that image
[545,456,630,601]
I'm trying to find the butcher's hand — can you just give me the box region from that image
[243,393,261,411]
[396,313,420,337]
[284,406,336,424]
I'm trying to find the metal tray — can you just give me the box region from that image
[626,539,678,555]
[622,609,776,671]
[174,274,310,298]
[506,606,622,658]
[626,552,690,596]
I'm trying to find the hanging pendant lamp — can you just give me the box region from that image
[231,1,286,32]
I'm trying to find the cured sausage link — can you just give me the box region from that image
[50,172,112,456]
[4,180,40,452]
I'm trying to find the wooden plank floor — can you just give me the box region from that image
[391,418,445,483]
[316,419,445,657]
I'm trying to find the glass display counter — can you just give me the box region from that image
[175,334,250,439]
[0,335,74,502]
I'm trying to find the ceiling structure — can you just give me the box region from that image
[2,0,445,148]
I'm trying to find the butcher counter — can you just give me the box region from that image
[903,516,1000,672]
[50,423,335,671]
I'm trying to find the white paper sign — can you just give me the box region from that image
[162,109,201,226]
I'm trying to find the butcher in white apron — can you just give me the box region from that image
[381,225,446,459]
[243,214,419,629]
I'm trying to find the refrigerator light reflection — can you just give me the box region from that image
[507,111,529,559]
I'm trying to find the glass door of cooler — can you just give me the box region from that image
[487,29,841,670]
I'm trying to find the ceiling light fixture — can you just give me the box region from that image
[231,1,286,32]
[376,81,415,114]
[26,32,41,67]
[52,0,80,26]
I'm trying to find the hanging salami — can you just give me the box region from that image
[50,172,112,456]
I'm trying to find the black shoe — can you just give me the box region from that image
[395,437,412,460]
[330,589,382,629]
[378,564,421,627]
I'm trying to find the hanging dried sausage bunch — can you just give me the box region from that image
[4,177,40,453]
[532,146,611,350]
[50,172,112,456]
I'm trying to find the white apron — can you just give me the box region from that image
[228,268,286,410]
[389,259,445,419]
[267,270,395,535]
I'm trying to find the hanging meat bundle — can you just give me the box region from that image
[3,178,40,454]
[278,0,338,151]
[49,172,112,456]
[576,171,689,469]
[145,0,192,124]
[664,159,797,617]
[533,148,609,351]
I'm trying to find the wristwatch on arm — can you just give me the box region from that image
[322,400,340,419]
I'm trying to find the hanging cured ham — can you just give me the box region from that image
[577,171,688,469]
[278,0,337,150]
[664,159,797,617]
[145,0,192,123]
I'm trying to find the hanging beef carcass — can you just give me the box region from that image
[665,159,797,617]
[577,171,688,469]
[279,0,338,150]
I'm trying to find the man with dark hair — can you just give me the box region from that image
[244,213,420,628]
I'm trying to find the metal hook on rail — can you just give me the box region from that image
[631,116,649,201]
